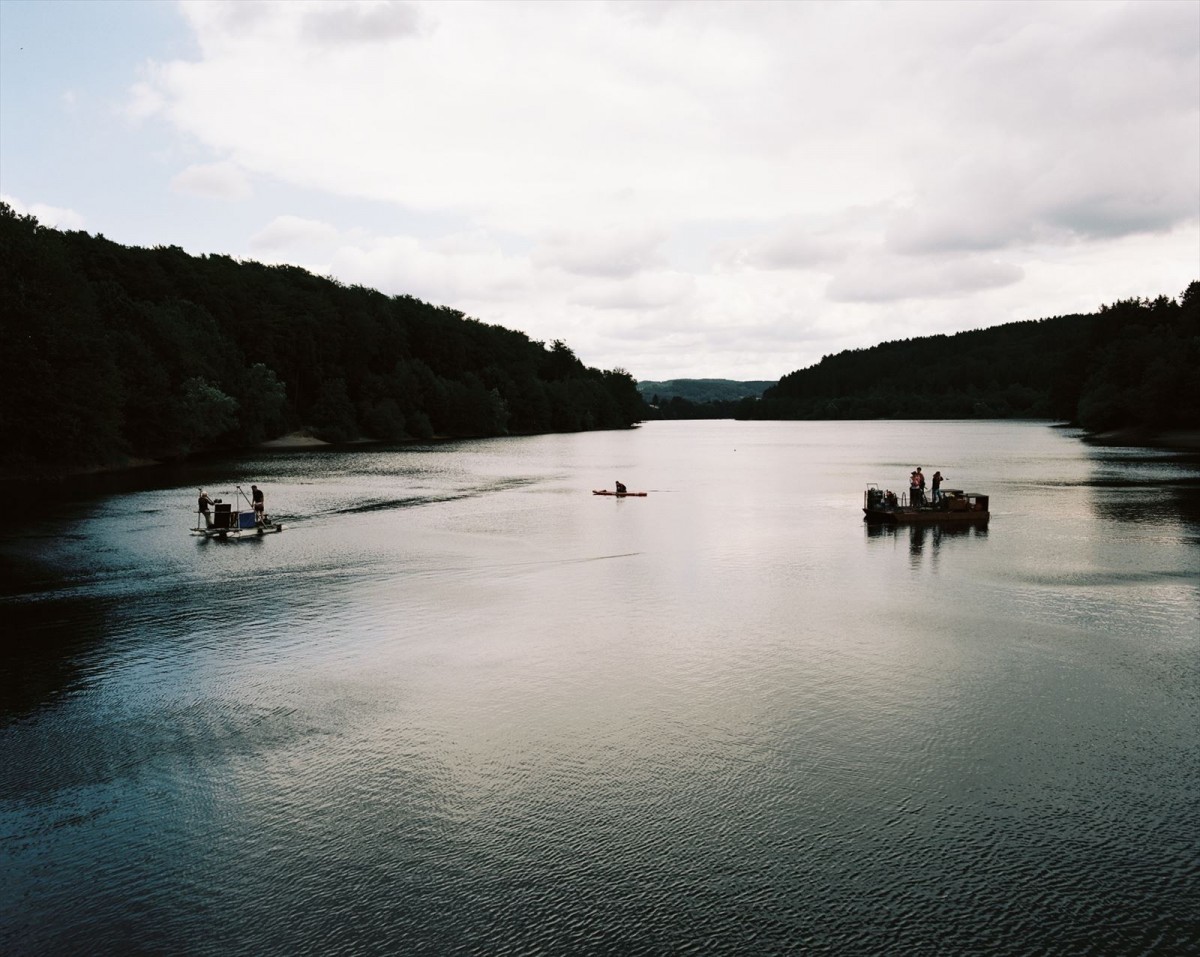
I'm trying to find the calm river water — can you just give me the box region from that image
[2,420,1197,955]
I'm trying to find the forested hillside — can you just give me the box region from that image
[737,285,1199,433]
[5,201,1192,479]
[0,203,645,477]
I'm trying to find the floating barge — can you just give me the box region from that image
[192,487,284,540]
[863,484,988,524]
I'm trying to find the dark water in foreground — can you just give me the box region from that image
[2,421,1197,955]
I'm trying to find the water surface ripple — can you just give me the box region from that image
[2,422,1197,955]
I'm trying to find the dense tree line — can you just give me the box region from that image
[644,396,743,420]
[736,283,1199,433]
[1071,288,1200,433]
[0,203,645,477]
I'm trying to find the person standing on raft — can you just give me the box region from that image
[197,489,214,528]
[250,484,266,524]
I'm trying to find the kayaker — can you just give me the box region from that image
[615,480,627,494]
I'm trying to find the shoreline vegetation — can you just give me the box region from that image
[732,282,1199,431]
[0,203,644,481]
[644,285,1198,448]
[18,420,1199,491]
[3,201,1196,480]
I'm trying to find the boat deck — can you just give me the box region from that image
[863,485,988,524]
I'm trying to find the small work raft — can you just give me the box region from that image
[192,487,284,540]
[863,484,988,524]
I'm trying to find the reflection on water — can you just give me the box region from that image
[1073,445,1200,525]
[865,521,990,570]
[2,421,1197,955]
[864,522,989,545]
[1093,487,1200,526]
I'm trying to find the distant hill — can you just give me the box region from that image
[636,379,775,420]
[638,379,776,404]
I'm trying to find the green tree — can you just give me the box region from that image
[310,378,359,443]
[361,398,407,441]
[1,200,652,475]
[233,363,288,443]
[177,377,240,453]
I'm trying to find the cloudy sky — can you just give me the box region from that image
[2,0,1197,381]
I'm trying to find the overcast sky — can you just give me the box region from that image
[2,0,1197,381]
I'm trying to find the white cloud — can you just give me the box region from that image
[568,270,696,311]
[323,229,535,306]
[827,253,1025,304]
[533,227,668,278]
[125,80,165,121]
[170,161,252,199]
[723,215,864,271]
[250,215,342,252]
[299,1,427,45]
[1,194,86,231]
[102,0,1200,378]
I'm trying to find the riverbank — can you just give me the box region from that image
[5,422,1197,485]
[259,431,332,449]
[1085,429,1200,452]
[4,432,348,482]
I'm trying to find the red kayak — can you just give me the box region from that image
[592,490,647,497]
